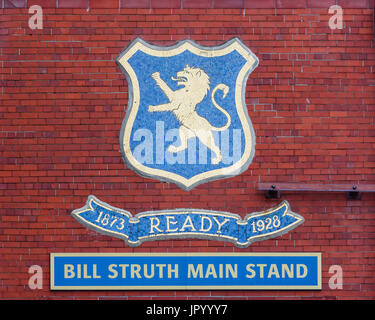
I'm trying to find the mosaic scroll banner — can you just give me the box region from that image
[50,253,321,290]
[71,196,304,247]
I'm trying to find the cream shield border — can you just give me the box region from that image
[116,37,259,190]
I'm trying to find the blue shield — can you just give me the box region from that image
[116,38,258,190]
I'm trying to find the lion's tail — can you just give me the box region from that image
[210,83,231,131]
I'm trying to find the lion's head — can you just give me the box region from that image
[171,65,210,103]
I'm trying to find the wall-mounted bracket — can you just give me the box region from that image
[258,183,375,200]
[345,185,362,200]
[265,185,280,199]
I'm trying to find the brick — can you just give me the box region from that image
[91,0,119,8]
[337,0,370,8]
[3,0,26,8]
[120,0,150,8]
[276,0,307,8]
[307,0,335,7]
[150,0,181,8]
[244,0,275,8]
[58,0,89,8]
[28,0,56,7]
[182,0,212,8]
[214,0,244,8]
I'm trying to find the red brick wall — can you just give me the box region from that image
[0,0,374,299]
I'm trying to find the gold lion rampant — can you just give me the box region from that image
[148,65,231,165]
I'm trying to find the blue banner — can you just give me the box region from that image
[50,253,321,290]
[71,196,304,247]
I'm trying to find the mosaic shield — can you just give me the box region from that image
[116,38,259,190]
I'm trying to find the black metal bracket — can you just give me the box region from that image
[265,185,280,199]
[345,185,362,200]
[258,183,374,200]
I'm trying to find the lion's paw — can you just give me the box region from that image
[152,72,160,80]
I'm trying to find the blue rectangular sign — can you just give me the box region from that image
[50,253,321,290]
